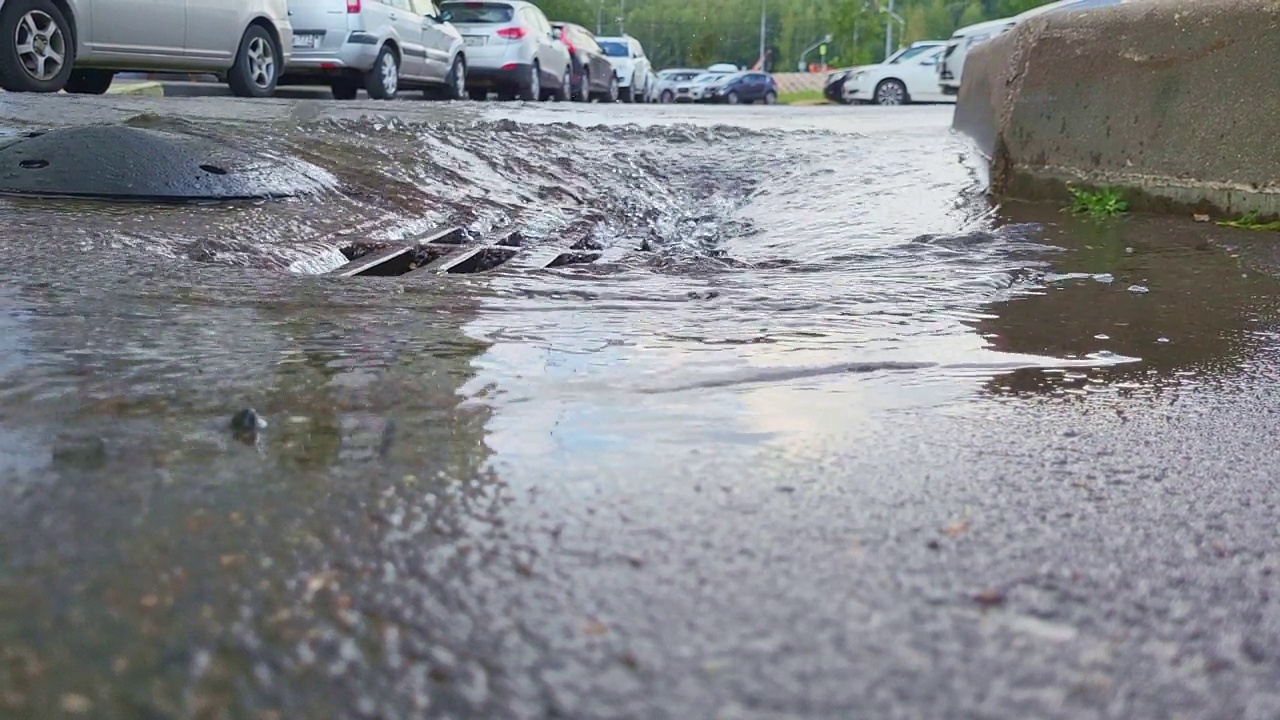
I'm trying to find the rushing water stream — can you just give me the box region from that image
[0,100,1277,718]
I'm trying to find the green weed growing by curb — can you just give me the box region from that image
[1066,186,1129,218]
[1216,211,1280,232]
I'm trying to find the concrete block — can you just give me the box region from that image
[953,0,1280,218]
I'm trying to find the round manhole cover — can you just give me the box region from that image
[0,125,335,201]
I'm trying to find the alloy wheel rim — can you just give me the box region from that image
[15,10,66,82]
[381,53,397,95]
[878,83,903,105]
[246,36,275,89]
[530,66,539,99]
[454,61,465,96]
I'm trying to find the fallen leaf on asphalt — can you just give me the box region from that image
[583,619,609,637]
[1193,214,1211,223]
[942,520,970,537]
[60,694,91,714]
[974,588,1006,607]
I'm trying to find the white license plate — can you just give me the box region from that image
[291,34,320,49]
[463,35,486,47]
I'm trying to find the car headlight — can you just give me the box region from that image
[850,71,865,81]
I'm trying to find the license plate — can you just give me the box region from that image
[291,34,320,49]
[463,36,486,47]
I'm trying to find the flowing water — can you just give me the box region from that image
[0,100,1277,718]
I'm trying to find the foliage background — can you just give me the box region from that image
[530,0,1057,70]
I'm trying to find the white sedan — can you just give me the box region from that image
[842,41,954,106]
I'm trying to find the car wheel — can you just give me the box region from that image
[442,55,466,100]
[574,68,589,102]
[519,61,539,101]
[619,83,633,103]
[469,88,488,101]
[0,0,74,92]
[874,78,908,106]
[763,90,777,105]
[331,78,358,100]
[228,24,279,98]
[551,66,570,101]
[64,69,114,94]
[660,90,673,103]
[598,73,618,103]
[725,90,740,105]
[364,45,399,100]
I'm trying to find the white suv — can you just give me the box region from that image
[595,35,650,103]
[440,0,571,101]
[284,0,467,100]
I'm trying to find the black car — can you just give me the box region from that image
[823,68,853,104]
[706,72,779,105]
[550,22,619,103]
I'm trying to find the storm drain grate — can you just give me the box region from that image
[329,226,522,278]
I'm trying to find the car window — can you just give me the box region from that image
[598,41,628,57]
[888,45,935,64]
[439,2,513,23]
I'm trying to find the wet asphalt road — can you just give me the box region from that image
[1,96,1279,720]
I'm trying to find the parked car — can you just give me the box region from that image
[550,21,617,102]
[705,71,778,105]
[594,35,651,103]
[707,63,740,73]
[0,0,292,96]
[823,67,854,104]
[653,68,700,103]
[641,67,659,102]
[440,0,571,101]
[938,0,1127,96]
[283,0,466,100]
[673,70,731,103]
[842,41,950,105]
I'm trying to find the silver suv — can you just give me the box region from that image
[0,0,292,96]
[439,0,570,102]
[284,0,466,100]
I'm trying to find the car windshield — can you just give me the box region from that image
[598,41,629,57]
[439,2,513,23]
[887,45,936,64]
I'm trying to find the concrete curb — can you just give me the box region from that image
[104,81,165,97]
[953,0,1280,219]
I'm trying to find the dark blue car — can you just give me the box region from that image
[706,72,779,105]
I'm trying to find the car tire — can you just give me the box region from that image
[331,78,359,100]
[573,68,589,102]
[763,90,777,105]
[0,0,74,93]
[519,61,540,101]
[619,84,633,103]
[873,78,908,106]
[725,90,740,105]
[550,66,570,101]
[64,69,114,95]
[660,90,674,103]
[364,45,399,100]
[227,24,280,98]
[594,73,618,103]
[442,55,466,100]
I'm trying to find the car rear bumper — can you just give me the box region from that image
[285,33,381,73]
[467,63,531,88]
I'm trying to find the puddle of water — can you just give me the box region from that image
[1,105,1279,717]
